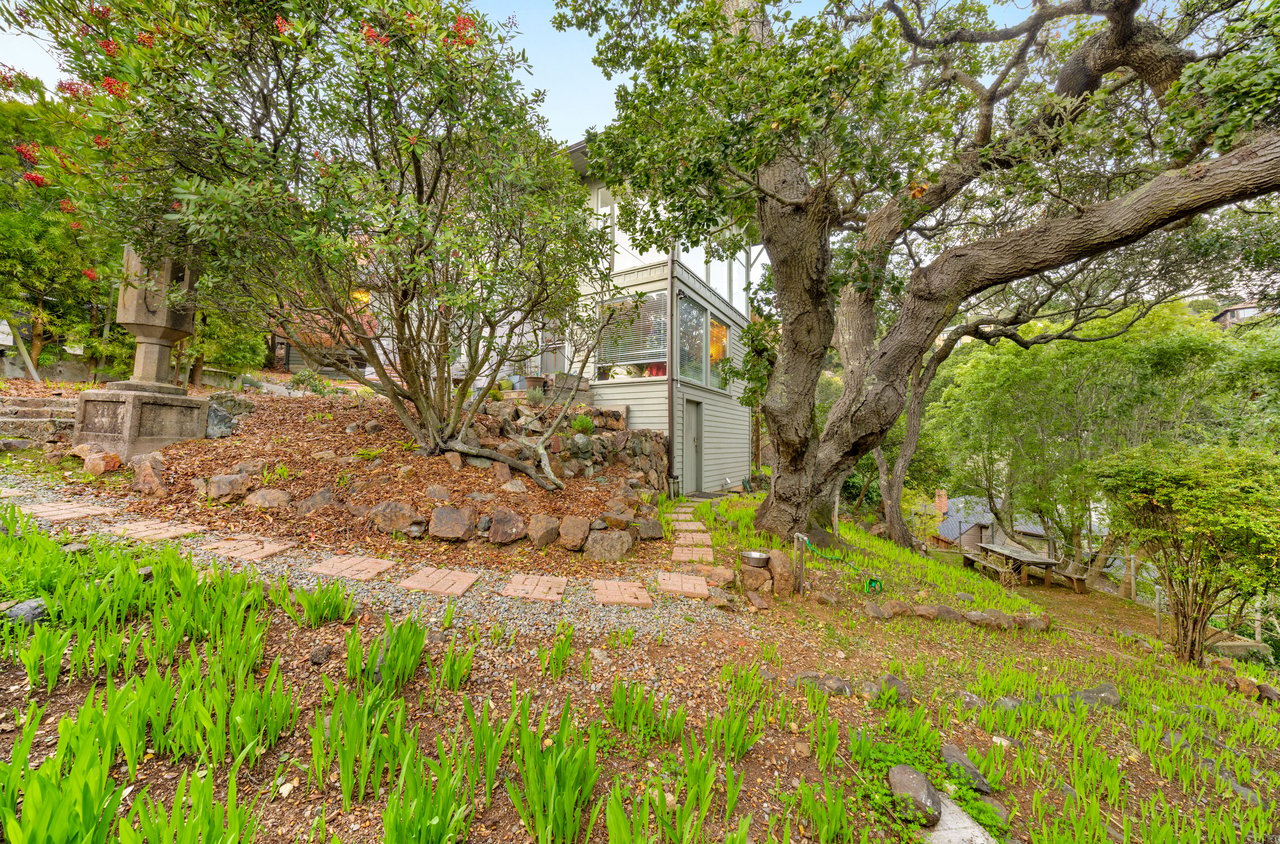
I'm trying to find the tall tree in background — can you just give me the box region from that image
[558,0,1280,537]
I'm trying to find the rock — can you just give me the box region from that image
[1232,675,1260,698]
[368,501,427,538]
[61,542,91,554]
[635,518,664,541]
[965,611,996,628]
[501,479,528,494]
[584,530,634,561]
[1015,615,1051,632]
[493,462,512,483]
[864,601,889,620]
[364,420,384,434]
[558,516,591,551]
[914,605,940,621]
[445,452,464,472]
[207,472,254,503]
[740,565,772,593]
[690,565,736,589]
[794,672,853,696]
[0,438,35,451]
[985,609,1016,630]
[429,506,477,541]
[205,403,236,438]
[1207,639,1273,661]
[231,458,267,475]
[311,450,338,461]
[882,599,914,618]
[477,515,492,532]
[4,598,48,626]
[590,518,608,531]
[70,442,107,460]
[345,422,361,434]
[887,764,942,827]
[465,455,493,469]
[425,485,452,500]
[767,549,795,596]
[130,454,169,497]
[935,605,965,623]
[468,492,495,503]
[489,506,527,545]
[993,696,1021,712]
[296,488,337,517]
[955,592,975,603]
[601,511,632,530]
[528,514,559,548]
[1072,682,1121,708]
[941,744,993,794]
[746,591,772,610]
[979,796,1009,825]
[191,478,207,498]
[209,391,255,416]
[879,673,913,706]
[245,488,291,510]
[1257,683,1280,704]
[957,691,986,711]
[309,645,333,666]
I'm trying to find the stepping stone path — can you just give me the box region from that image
[593,579,653,608]
[202,535,298,562]
[668,502,716,565]
[108,520,204,542]
[501,574,568,603]
[20,501,116,523]
[0,488,27,499]
[398,567,480,596]
[655,572,710,599]
[308,554,396,582]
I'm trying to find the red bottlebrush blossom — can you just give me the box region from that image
[274,15,291,34]
[21,172,47,187]
[452,14,475,34]
[57,79,95,99]
[93,134,110,148]
[82,268,98,280]
[13,143,39,165]
[136,31,154,47]
[99,39,120,56]
[59,199,76,213]
[362,24,389,46]
[70,221,84,230]
[89,4,111,20]
[102,76,129,98]
[77,23,92,37]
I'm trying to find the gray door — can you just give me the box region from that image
[683,399,702,493]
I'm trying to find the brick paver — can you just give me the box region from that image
[593,579,653,607]
[20,501,116,523]
[109,519,205,541]
[671,520,704,531]
[500,574,568,603]
[672,545,714,562]
[202,536,298,562]
[398,567,480,596]
[0,488,26,499]
[675,532,713,546]
[308,555,396,581]
[655,571,710,599]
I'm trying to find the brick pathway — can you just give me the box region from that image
[672,545,714,562]
[308,554,396,581]
[671,520,703,531]
[398,567,480,596]
[20,501,116,523]
[202,535,298,562]
[500,574,568,603]
[0,488,26,499]
[593,579,653,607]
[655,572,710,599]
[675,532,713,546]
[109,519,205,541]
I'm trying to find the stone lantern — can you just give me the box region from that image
[72,245,209,458]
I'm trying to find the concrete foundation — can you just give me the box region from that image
[74,387,208,460]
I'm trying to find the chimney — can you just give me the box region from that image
[935,488,948,516]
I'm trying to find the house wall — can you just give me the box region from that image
[959,525,984,552]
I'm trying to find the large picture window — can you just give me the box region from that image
[679,298,707,383]
[598,292,668,377]
[709,318,728,388]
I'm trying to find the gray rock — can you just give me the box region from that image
[558,516,591,551]
[1072,682,1121,708]
[231,458,267,475]
[464,456,493,469]
[477,515,492,532]
[345,422,361,434]
[879,673,913,706]
[590,519,608,531]
[500,479,528,494]
[425,485,452,500]
[1207,640,1273,661]
[935,605,966,623]
[985,609,1015,630]
[955,592,975,603]
[883,599,914,617]
[794,672,853,696]
[205,403,237,438]
[635,518,664,541]
[1015,615,1051,633]
[964,611,996,628]
[0,438,35,451]
[244,488,291,510]
[310,645,333,666]
[741,565,772,593]
[887,764,942,826]
[369,501,427,538]
[364,420,384,433]
[957,691,986,711]
[429,505,477,541]
[584,529,634,561]
[209,391,255,416]
[445,452,464,471]
[1257,683,1280,704]
[914,605,940,620]
[746,590,771,610]
[864,601,889,620]
[993,696,1021,712]
[296,488,337,517]
[61,542,91,554]
[207,472,254,503]
[941,744,993,794]
[528,514,559,548]
[467,492,495,503]
[5,598,48,626]
[489,506,527,545]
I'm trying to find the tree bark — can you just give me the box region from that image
[8,319,41,381]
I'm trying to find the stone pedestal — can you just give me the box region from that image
[73,245,209,458]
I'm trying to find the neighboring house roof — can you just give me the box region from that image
[1211,301,1265,323]
[936,496,1046,542]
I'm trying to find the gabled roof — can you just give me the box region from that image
[937,496,1046,542]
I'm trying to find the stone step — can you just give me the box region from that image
[0,397,78,409]
[0,418,72,438]
[0,407,75,420]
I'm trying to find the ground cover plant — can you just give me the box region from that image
[0,503,1277,841]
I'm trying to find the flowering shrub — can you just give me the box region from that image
[101,76,128,98]
[92,134,110,148]
[88,4,111,20]
[59,199,76,213]
[13,142,39,165]
[444,13,476,46]
[56,79,95,99]
[274,15,291,34]
[98,38,119,56]
[21,172,47,187]
[82,268,98,280]
[136,31,153,47]
[362,23,389,46]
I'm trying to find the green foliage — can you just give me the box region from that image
[525,386,545,406]
[308,680,417,811]
[289,369,335,395]
[606,679,687,747]
[570,414,595,435]
[382,749,472,844]
[507,701,602,844]
[538,622,575,678]
[274,580,355,628]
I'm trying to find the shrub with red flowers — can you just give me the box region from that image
[21,171,47,187]
[362,23,389,46]
[92,134,110,148]
[274,15,291,34]
[88,3,111,19]
[444,13,477,47]
[59,199,77,213]
[81,268,98,280]
[70,220,84,229]
[136,31,154,47]
[13,142,39,165]
[57,79,95,100]
[98,38,120,56]
[101,76,128,98]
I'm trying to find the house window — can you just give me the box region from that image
[597,292,667,378]
[679,297,706,383]
[709,318,728,388]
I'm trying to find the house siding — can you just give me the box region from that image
[590,378,669,432]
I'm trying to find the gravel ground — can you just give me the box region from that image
[1,465,761,647]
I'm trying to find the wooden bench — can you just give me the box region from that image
[961,552,985,570]
[1060,573,1089,594]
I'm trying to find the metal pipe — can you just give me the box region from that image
[666,246,677,495]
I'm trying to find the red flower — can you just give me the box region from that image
[57,79,95,100]
[77,23,92,37]
[362,24,388,46]
[171,201,181,210]
[13,142,39,165]
[453,14,475,34]
[59,199,76,213]
[70,221,84,230]
[21,171,47,187]
[93,134,110,148]
[136,31,154,47]
[89,4,111,20]
[274,15,291,34]
[98,38,120,56]
[82,268,98,280]
[407,134,418,145]
[102,76,129,98]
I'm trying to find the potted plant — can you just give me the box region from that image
[524,374,547,392]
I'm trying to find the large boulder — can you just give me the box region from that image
[245,488,291,510]
[489,506,527,545]
[941,744,993,794]
[741,565,772,593]
[887,764,942,827]
[207,472,254,503]
[130,453,170,498]
[208,391,256,417]
[296,487,337,517]
[558,515,591,551]
[528,514,560,548]
[369,501,427,538]
[584,529,634,561]
[767,549,795,596]
[4,598,49,627]
[635,518,664,541]
[425,485,452,500]
[83,451,122,476]
[429,505,477,541]
[205,403,236,438]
